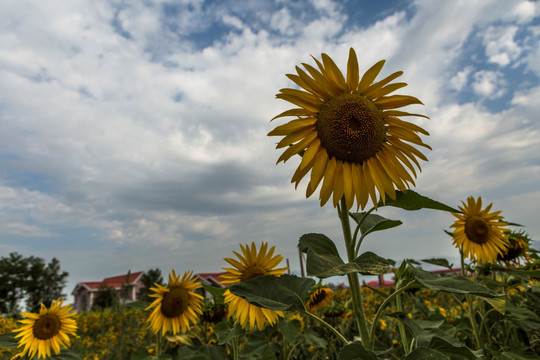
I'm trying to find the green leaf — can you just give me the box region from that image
[277,319,301,343]
[379,190,459,212]
[411,267,498,297]
[52,349,84,360]
[306,251,391,278]
[202,284,226,303]
[405,347,450,360]
[421,258,454,270]
[505,302,540,332]
[338,342,378,360]
[0,332,18,347]
[349,213,402,237]
[301,329,328,348]
[214,321,245,345]
[516,269,540,278]
[261,349,278,360]
[298,233,341,257]
[501,351,540,360]
[228,274,315,311]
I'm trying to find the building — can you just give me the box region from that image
[71,271,145,312]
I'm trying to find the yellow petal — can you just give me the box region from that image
[346,48,359,92]
[358,60,385,94]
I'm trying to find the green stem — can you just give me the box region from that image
[232,336,239,360]
[157,332,162,358]
[395,292,410,355]
[304,310,350,345]
[338,198,372,349]
[353,207,375,257]
[460,248,482,350]
[368,281,416,345]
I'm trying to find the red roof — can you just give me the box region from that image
[76,271,144,291]
[196,272,228,287]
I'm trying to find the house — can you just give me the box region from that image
[193,272,228,299]
[71,271,145,312]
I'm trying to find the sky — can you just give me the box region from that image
[1,0,539,302]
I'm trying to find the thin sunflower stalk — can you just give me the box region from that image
[269,48,430,349]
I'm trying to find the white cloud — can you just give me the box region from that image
[484,25,521,66]
[471,70,505,98]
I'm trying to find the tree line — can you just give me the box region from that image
[0,252,68,315]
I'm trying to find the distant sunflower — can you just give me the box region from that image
[306,286,333,312]
[222,242,289,330]
[13,299,77,360]
[289,312,305,332]
[146,270,203,335]
[268,48,430,210]
[451,196,509,264]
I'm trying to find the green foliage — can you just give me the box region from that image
[299,233,391,277]
[378,190,459,212]
[228,274,315,311]
[137,268,164,303]
[92,284,119,310]
[0,252,68,314]
[349,212,402,238]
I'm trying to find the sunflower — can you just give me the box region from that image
[288,312,305,332]
[497,230,532,266]
[306,286,334,312]
[222,242,289,330]
[13,299,77,360]
[268,48,430,210]
[450,196,509,264]
[146,269,204,335]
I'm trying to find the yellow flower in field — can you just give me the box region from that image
[222,242,288,330]
[13,299,77,360]
[269,48,430,210]
[289,312,305,332]
[306,287,333,312]
[145,269,204,335]
[451,196,509,264]
[438,307,447,318]
[379,319,388,330]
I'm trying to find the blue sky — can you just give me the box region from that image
[1,0,539,302]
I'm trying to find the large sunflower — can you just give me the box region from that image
[146,269,204,335]
[268,48,430,210]
[451,196,509,264]
[13,299,77,360]
[222,242,289,330]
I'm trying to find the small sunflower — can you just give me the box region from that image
[269,48,430,210]
[222,242,289,330]
[450,196,509,264]
[13,299,77,360]
[306,286,334,312]
[146,270,204,335]
[497,231,532,266]
[288,312,305,332]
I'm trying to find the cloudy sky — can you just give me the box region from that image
[1,0,539,301]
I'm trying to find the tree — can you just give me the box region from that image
[25,257,69,312]
[0,253,30,315]
[0,252,69,314]
[137,268,164,303]
[92,284,119,310]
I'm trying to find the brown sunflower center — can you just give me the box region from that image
[465,216,491,244]
[240,265,268,282]
[33,313,61,340]
[161,286,189,318]
[317,93,386,163]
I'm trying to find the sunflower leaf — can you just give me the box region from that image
[228,274,315,311]
[349,212,402,237]
[404,347,451,360]
[338,342,378,360]
[379,190,459,212]
[411,267,498,297]
[0,332,18,347]
[214,321,245,345]
[298,233,341,257]
[306,250,391,278]
[51,349,84,360]
[421,258,454,270]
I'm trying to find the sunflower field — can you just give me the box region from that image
[1,48,540,359]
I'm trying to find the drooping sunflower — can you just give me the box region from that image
[13,299,77,360]
[497,230,532,266]
[450,196,509,264]
[306,286,334,312]
[222,242,289,330]
[268,48,430,210]
[146,269,204,335]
